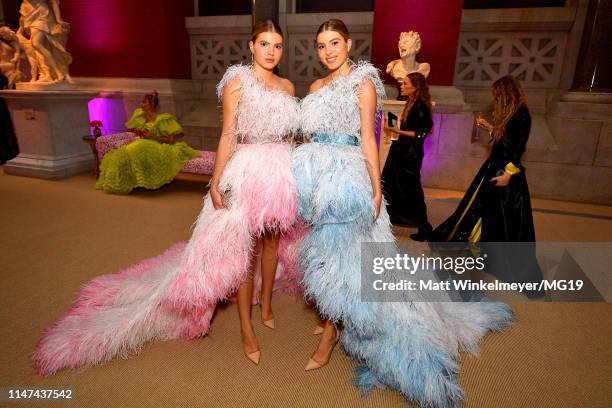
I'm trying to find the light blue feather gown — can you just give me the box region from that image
[292,61,513,408]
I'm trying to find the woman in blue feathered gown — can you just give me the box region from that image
[292,19,514,408]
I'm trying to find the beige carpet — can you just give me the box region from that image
[1,169,611,408]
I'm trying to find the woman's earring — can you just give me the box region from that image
[250,53,254,65]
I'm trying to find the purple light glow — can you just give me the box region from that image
[87,97,129,136]
[420,114,438,178]
[375,110,382,146]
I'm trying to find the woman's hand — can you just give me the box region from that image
[158,135,173,144]
[383,117,415,138]
[476,117,493,132]
[384,119,401,134]
[490,171,511,187]
[210,185,225,210]
[373,192,382,219]
[137,129,151,138]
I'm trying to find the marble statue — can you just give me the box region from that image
[0,27,24,88]
[386,31,430,83]
[19,0,73,83]
[16,19,42,82]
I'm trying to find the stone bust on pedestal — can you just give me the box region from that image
[386,31,430,83]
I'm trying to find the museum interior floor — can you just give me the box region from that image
[1,168,610,408]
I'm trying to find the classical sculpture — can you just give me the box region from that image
[0,27,24,88]
[386,31,430,83]
[16,19,42,82]
[19,0,73,83]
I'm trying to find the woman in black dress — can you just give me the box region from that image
[432,75,543,297]
[382,72,433,241]
[0,73,19,164]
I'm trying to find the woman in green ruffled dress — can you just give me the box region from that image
[95,91,199,194]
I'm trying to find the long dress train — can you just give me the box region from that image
[431,106,544,298]
[293,61,513,408]
[34,65,305,375]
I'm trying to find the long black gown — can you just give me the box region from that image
[0,74,19,164]
[431,106,544,298]
[381,98,433,232]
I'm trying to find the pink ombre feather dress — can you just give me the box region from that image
[33,65,305,376]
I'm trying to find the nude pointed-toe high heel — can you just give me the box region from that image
[244,349,261,365]
[256,291,275,330]
[305,326,341,371]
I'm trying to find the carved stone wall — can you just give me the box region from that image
[183,5,612,204]
[191,36,251,78]
[187,13,373,92]
[187,15,251,80]
[455,32,566,88]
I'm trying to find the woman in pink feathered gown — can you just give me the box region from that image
[33,20,304,374]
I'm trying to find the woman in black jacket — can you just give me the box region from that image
[382,72,433,241]
[432,75,543,297]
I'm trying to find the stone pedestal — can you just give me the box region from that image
[0,90,98,179]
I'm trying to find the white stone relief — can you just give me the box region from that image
[191,35,250,79]
[454,32,566,88]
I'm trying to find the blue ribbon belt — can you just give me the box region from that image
[312,133,360,146]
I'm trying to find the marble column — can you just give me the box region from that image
[1,90,98,179]
[571,0,612,92]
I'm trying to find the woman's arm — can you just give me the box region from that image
[151,114,184,144]
[387,127,416,137]
[210,78,241,209]
[491,108,531,187]
[386,100,432,138]
[358,80,382,218]
[505,108,530,169]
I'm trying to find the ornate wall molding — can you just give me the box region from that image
[454,32,566,88]
[186,16,251,80]
[187,9,579,90]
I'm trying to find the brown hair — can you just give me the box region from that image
[315,18,350,42]
[143,90,159,110]
[491,75,527,142]
[400,72,432,122]
[251,19,283,42]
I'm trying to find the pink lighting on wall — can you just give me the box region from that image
[60,0,193,79]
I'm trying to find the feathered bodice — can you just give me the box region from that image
[300,61,386,141]
[216,65,300,143]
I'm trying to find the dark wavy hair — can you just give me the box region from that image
[491,75,527,143]
[400,72,432,122]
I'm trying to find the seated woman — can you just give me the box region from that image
[95,91,199,194]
